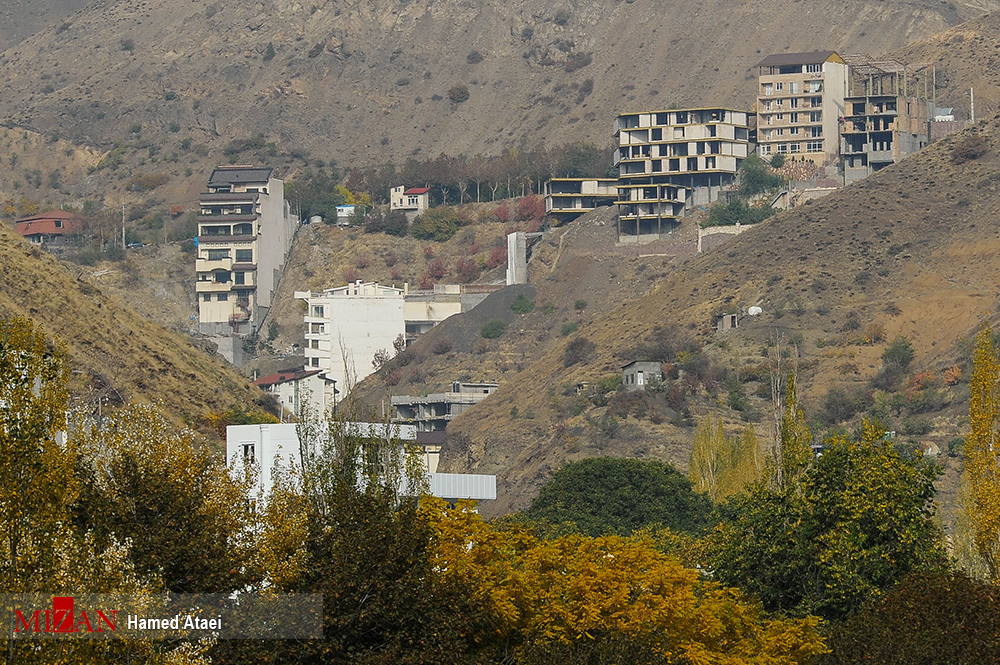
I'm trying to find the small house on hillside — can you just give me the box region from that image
[390,185,430,220]
[622,361,663,391]
[14,210,84,246]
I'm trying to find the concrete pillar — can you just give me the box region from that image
[506,232,527,285]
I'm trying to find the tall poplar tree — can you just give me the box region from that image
[967,321,1000,581]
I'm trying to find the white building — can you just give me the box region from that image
[295,281,407,393]
[227,422,496,501]
[254,368,338,419]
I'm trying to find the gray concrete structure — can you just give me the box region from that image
[622,361,663,391]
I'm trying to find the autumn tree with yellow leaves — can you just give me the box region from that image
[965,320,1000,581]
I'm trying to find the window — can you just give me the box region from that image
[668,159,680,171]
[765,115,772,125]
[311,339,320,349]
[789,143,800,153]
[673,127,685,138]
[235,272,245,285]
[776,113,783,121]
[775,82,783,91]
[808,80,822,93]
[651,128,662,141]
[216,293,229,301]
[708,125,717,137]
[705,156,716,169]
[806,63,822,73]
[407,196,419,206]
[312,305,324,317]
[214,270,231,283]
[810,111,822,122]
[776,98,783,108]
[310,323,325,334]
[789,82,799,94]
[207,249,230,261]
[235,249,253,263]
[759,144,771,155]
[811,126,823,137]
[810,96,822,107]
[311,358,320,368]
[202,294,211,302]
[789,112,798,123]
[789,98,798,109]
[790,127,799,135]
[54,220,63,228]
[657,144,668,157]
[686,157,698,171]
[777,143,788,154]
[776,128,784,136]
[676,111,688,124]
[764,100,772,111]
[765,130,772,140]
[651,160,662,172]
[763,83,773,96]
[242,443,255,463]
[233,223,253,236]
[655,112,668,125]
[807,141,823,152]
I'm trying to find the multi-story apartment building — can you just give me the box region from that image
[839,56,932,184]
[543,178,618,225]
[614,107,749,236]
[195,166,297,342]
[756,51,848,164]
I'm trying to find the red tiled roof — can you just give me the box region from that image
[254,368,323,388]
[14,210,84,237]
[403,187,431,195]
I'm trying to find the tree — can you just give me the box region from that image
[690,417,761,501]
[738,154,785,196]
[966,321,1000,581]
[779,373,811,482]
[709,420,947,620]
[76,403,256,593]
[527,458,712,537]
[423,500,827,664]
[823,571,1000,664]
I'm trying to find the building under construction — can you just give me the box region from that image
[839,54,936,184]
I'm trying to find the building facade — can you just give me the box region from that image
[614,108,749,237]
[389,185,430,219]
[756,51,848,164]
[254,368,338,420]
[227,422,496,501]
[296,281,406,393]
[621,361,663,391]
[543,178,618,225]
[14,210,84,246]
[195,166,297,337]
[391,381,499,432]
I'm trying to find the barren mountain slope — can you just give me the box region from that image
[0,0,91,51]
[899,10,1000,121]
[0,0,992,168]
[0,223,269,435]
[434,117,1000,515]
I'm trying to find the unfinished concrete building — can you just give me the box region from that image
[391,381,499,432]
[614,108,749,238]
[543,178,618,224]
[756,51,849,165]
[839,55,934,184]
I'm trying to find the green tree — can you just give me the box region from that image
[966,321,1000,581]
[527,458,712,537]
[823,571,1000,664]
[738,154,786,196]
[410,206,458,241]
[779,373,811,483]
[709,421,946,620]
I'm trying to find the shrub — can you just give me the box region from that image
[343,267,360,283]
[510,293,535,314]
[564,52,592,73]
[120,38,135,52]
[515,195,545,222]
[481,320,507,339]
[703,200,775,228]
[564,337,596,367]
[820,386,864,425]
[574,299,587,310]
[769,154,785,168]
[738,154,785,196]
[951,135,988,164]
[431,338,453,355]
[561,322,578,337]
[486,245,507,269]
[883,336,915,372]
[455,257,480,283]
[448,85,470,104]
[466,50,483,64]
[425,258,447,280]
[411,207,458,241]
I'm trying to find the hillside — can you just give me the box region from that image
[0,222,270,436]
[0,0,90,51]
[377,117,1000,516]
[0,0,991,178]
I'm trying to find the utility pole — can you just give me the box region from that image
[121,201,126,249]
[971,87,976,123]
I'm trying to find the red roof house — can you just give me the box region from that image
[14,210,85,245]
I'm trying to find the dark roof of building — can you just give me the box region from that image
[208,166,273,186]
[254,368,324,388]
[757,51,841,67]
[403,187,431,195]
[14,210,84,236]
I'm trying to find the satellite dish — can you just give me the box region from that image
[748,306,763,316]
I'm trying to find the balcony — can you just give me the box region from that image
[196,214,258,223]
[200,192,260,203]
[197,235,257,244]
